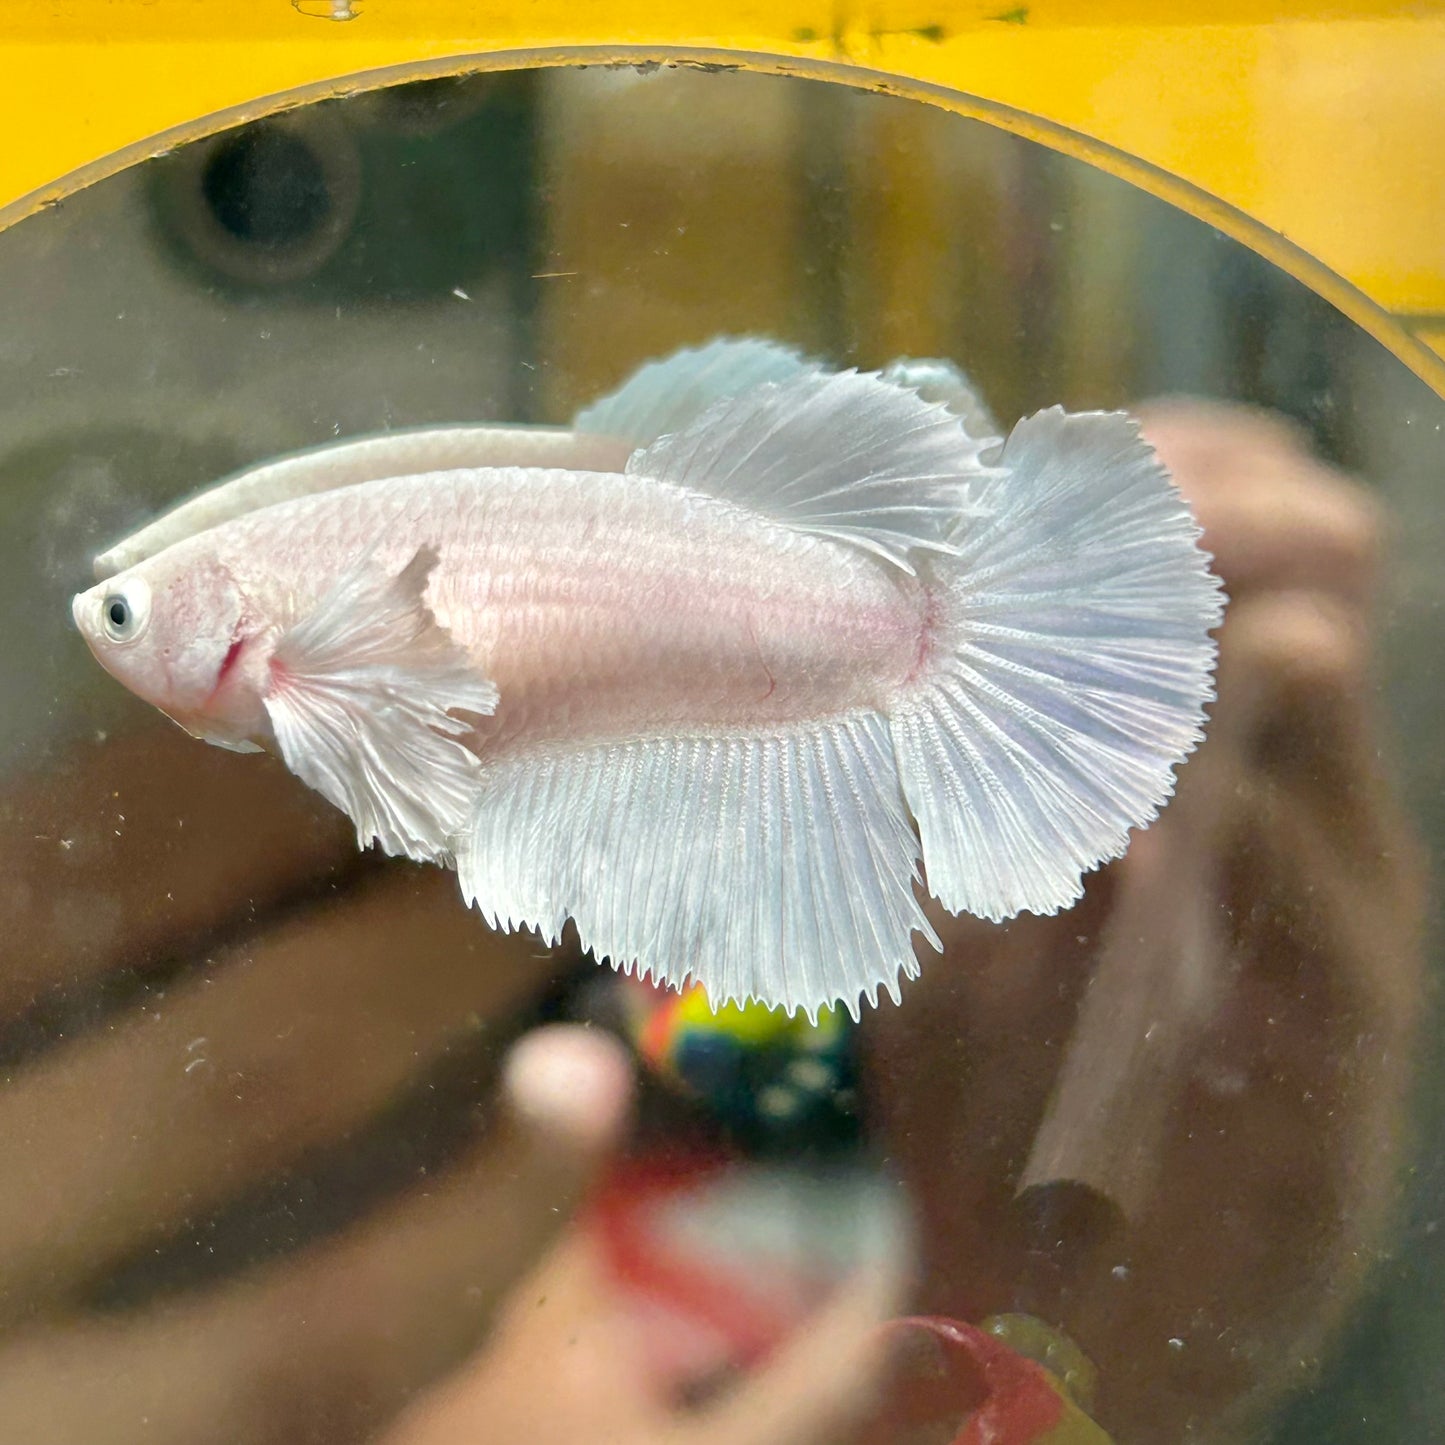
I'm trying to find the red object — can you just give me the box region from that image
[585,1157,1076,1443]
[863,1316,1068,1445]
[584,1153,813,1389]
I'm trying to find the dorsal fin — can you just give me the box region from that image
[573,335,811,446]
[626,365,1002,573]
[96,339,1000,582]
[880,356,999,441]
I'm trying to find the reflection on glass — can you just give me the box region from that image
[0,64,1436,1445]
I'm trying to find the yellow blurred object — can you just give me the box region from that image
[0,2,1440,393]
[674,988,803,1046]
[982,1313,1100,1415]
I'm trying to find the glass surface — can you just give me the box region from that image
[0,64,1439,1444]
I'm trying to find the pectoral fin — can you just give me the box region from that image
[264,546,498,864]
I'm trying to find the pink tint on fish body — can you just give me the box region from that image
[202,468,927,759]
[72,341,1225,1019]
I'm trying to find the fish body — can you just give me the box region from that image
[185,465,925,753]
[73,341,1225,1018]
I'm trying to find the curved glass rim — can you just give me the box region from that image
[4,42,1441,401]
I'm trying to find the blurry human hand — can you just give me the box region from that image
[0,728,639,1443]
[380,1234,899,1445]
[864,400,1427,1443]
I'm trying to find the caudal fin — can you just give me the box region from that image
[891,407,1226,922]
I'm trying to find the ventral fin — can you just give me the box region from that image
[264,546,498,864]
[627,366,1002,573]
[573,335,811,447]
[455,714,939,1021]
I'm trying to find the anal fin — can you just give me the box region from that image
[456,715,938,1021]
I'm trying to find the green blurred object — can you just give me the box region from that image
[982,1313,1100,1416]
[624,980,861,1156]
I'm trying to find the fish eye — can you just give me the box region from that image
[99,577,151,644]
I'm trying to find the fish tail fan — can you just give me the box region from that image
[890,408,1226,922]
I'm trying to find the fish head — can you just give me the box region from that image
[72,549,273,750]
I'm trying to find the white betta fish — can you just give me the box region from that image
[73,339,1224,1019]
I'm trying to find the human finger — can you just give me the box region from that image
[0,866,570,1323]
[0,1025,634,1445]
[1209,586,1424,1043]
[378,1230,636,1445]
[1018,585,1423,1440]
[1136,401,1382,608]
[382,1252,903,1445]
[1190,470,1380,610]
[1215,587,1406,876]
[1016,569,1401,1213]
[1133,397,1314,468]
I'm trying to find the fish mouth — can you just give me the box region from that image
[70,590,99,643]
